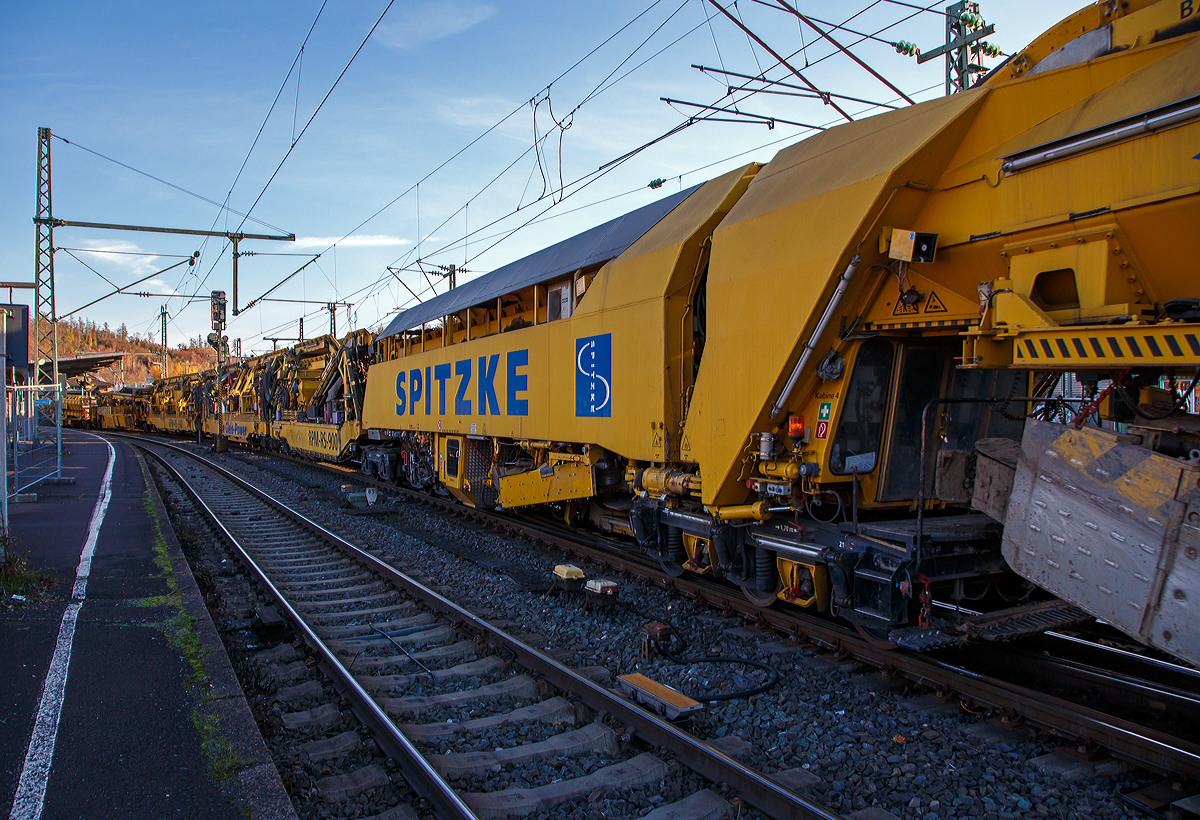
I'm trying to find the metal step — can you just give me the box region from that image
[964,600,1094,643]
[889,626,965,651]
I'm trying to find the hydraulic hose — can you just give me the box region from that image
[621,602,780,702]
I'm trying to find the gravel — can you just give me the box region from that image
[154,456,427,820]
[197,446,1160,819]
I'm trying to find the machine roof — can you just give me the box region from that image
[378,185,700,339]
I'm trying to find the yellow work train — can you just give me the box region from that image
[128,0,1200,666]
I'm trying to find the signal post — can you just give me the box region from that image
[208,290,228,453]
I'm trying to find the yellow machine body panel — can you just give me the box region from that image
[274,419,360,461]
[147,373,202,433]
[203,412,270,443]
[497,462,598,508]
[687,91,986,506]
[685,14,1200,507]
[361,165,759,470]
[986,0,1191,83]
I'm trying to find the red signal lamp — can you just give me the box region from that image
[787,414,805,443]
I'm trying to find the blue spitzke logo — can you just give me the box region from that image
[575,334,611,418]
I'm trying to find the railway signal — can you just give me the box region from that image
[211,290,227,331]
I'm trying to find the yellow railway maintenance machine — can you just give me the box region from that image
[62,389,96,428]
[205,330,372,462]
[147,373,203,435]
[97,388,148,431]
[361,0,1200,665]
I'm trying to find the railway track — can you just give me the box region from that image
[127,434,847,820]
[243,441,1200,782]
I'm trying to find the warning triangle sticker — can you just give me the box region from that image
[892,300,919,316]
[924,290,947,313]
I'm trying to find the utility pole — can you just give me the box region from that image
[432,263,461,290]
[299,317,304,344]
[33,127,58,395]
[328,303,337,337]
[160,305,169,379]
[915,2,998,94]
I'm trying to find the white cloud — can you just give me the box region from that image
[143,278,183,297]
[74,239,161,276]
[377,0,496,50]
[293,234,413,249]
[436,95,521,133]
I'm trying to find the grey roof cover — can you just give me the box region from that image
[379,184,700,338]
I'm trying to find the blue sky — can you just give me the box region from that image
[1,0,1085,357]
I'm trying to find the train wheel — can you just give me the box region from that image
[741,582,781,608]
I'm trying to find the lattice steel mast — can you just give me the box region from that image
[34,127,58,392]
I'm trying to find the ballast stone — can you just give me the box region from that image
[462,752,669,819]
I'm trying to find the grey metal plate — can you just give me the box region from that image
[1001,420,1200,665]
[1151,491,1200,664]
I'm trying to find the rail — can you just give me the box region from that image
[120,433,847,820]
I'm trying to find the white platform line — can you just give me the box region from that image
[8,437,115,820]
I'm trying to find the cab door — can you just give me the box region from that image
[438,435,464,489]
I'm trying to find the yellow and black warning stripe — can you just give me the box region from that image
[860,317,978,331]
[1013,327,1200,366]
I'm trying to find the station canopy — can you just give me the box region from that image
[41,352,125,380]
[379,184,700,339]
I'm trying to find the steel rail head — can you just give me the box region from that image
[120,434,1200,781]
[128,438,478,820]
[124,434,846,820]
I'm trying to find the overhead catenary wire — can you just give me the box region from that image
[237,0,794,344]
[50,135,289,235]
[773,0,915,104]
[66,0,944,352]
[378,2,754,280]
[152,0,331,313]
[229,0,398,239]
[60,256,196,319]
[233,0,948,349]
[356,69,942,331]
[719,0,946,102]
[269,0,716,318]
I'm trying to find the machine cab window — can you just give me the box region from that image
[829,339,893,475]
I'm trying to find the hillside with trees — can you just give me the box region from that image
[50,316,216,385]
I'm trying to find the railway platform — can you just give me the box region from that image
[1,430,295,820]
